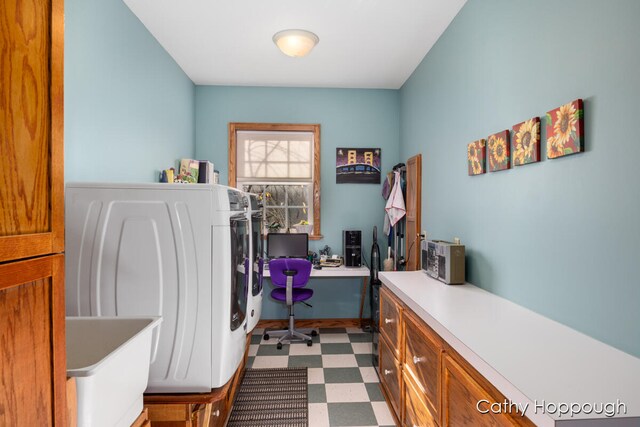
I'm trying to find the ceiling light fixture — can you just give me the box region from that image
[272,29,319,58]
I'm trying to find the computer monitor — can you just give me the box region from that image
[267,233,309,259]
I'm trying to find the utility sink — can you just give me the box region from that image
[66,316,161,427]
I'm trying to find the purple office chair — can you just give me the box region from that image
[263,258,318,349]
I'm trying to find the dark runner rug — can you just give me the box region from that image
[227,367,308,427]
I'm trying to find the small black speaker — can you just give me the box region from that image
[343,230,362,267]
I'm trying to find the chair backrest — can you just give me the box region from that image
[268,258,312,288]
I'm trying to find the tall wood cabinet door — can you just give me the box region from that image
[404,154,422,271]
[0,255,67,426]
[0,0,65,263]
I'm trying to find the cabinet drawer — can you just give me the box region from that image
[379,335,402,417]
[146,403,205,426]
[380,286,403,359]
[403,371,438,427]
[442,354,519,427]
[404,311,441,421]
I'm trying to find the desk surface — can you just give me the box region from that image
[263,264,369,278]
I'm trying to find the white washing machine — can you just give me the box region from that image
[245,193,264,333]
[65,183,249,392]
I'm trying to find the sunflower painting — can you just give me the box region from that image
[467,139,486,176]
[487,130,510,172]
[512,117,541,166]
[546,99,584,159]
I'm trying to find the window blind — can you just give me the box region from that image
[236,131,314,182]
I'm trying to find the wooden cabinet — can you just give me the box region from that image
[131,408,151,427]
[378,287,403,425]
[380,285,534,427]
[0,0,66,425]
[145,333,250,427]
[380,286,403,360]
[380,334,402,417]
[403,371,438,427]
[0,256,66,426]
[0,0,65,263]
[145,403,210,427]
[441,352,534,427]
[403,311,441,423]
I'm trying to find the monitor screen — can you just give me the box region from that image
[267,233,309,259]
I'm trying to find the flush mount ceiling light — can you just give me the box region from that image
[272,29,319,58]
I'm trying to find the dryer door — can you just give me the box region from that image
[229,214,249,331]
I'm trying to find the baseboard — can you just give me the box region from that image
[256,318,369,330]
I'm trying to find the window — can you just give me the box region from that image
[229,123,321,239]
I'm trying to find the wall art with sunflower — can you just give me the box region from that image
[512,117,541,166]
[487,130,510,172]
[467,139,486,176]
[546,99,584,159]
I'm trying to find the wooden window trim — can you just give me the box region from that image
[229,123,322,240]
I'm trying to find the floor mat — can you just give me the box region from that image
[227,367,308,427]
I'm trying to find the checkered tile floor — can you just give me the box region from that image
[247,327,396,427]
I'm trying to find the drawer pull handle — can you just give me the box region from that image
[413,356,424,364]
[384,318,394,324]
[384,369,393,376]
[213,409,220,417]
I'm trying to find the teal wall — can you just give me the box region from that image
[65,0,195,182]
[196,86,400,319]
[400,0,640,357]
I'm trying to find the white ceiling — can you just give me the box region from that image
[122,0,467,89]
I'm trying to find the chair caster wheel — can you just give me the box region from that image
[277,343,283,350]
[263,334,270,340]
[307,340,312,347]
[311,330,318,337]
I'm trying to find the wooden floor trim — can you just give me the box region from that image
[256,318,370,330]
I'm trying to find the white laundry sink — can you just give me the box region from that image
[66,316,161,427]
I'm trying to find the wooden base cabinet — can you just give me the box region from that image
[403,371,438,427]
[379,335,402,418]
[379,286,534,427]
[441,352,534,427]
[403,311,441,423]
[380,286,403,359]
[144,333,249,427]
[442,354,513,427]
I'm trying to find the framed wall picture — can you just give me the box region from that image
[547,99,584,159]
[336,148,381,184]
[512,117,541,166]
[488,130,510,172]
[467,139,486,176]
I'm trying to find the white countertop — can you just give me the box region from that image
[379,271,640,426]
[264,265,369,278]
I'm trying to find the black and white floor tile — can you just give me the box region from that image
[247,327,396,427]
